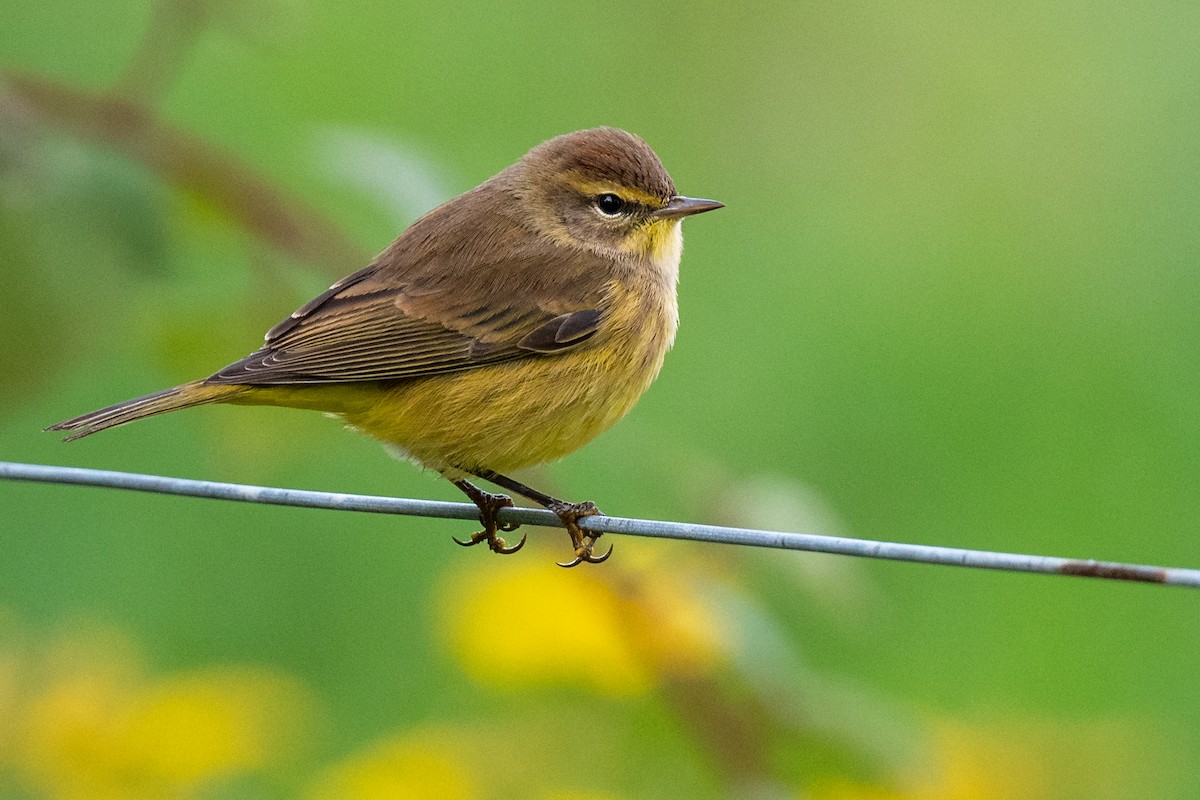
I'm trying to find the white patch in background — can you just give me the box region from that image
[677,457,876,619]
[314,127,456,224]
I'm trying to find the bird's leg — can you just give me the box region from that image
[470,469,611,568]
[450,478,526,555]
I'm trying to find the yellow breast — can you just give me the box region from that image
[341,270,677,475]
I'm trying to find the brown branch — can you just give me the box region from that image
[4,70,369,273]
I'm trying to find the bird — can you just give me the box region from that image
[48,127,723,566]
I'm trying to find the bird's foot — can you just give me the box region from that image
[550,500,611,568]
[453,487,525,555]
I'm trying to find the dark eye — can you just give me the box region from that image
[593,193,626,216]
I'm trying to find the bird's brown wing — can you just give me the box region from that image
[206,215,611,386]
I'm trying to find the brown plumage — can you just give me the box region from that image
[49,127,722,565]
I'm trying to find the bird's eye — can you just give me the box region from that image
[593,193,626,216]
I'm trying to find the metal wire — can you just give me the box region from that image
[3,460,1198,588]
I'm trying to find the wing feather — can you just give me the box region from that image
[206,188,614,387]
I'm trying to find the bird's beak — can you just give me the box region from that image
[653,195,725,219]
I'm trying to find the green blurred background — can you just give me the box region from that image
[2,1,1198,798]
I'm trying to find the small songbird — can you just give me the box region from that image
[49,127,723,566]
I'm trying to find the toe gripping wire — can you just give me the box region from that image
[456,471,612,567]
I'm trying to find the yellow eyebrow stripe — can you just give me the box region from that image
[565,175,666,208]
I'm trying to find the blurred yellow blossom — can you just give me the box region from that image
[306,731,477,800]
[441,560,650,694]
[924,717,1178,800]
[119,667,314,783]
[809,782,915,800]
[9,620,316,799]
[305,722,634,800]
[809,715,1179,800]
[438,550,728,696]
[619,558,727,678]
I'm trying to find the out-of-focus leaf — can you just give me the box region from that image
[0,204,62,407]
[37,139,171,276]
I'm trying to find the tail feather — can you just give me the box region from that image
[47,381,243,441]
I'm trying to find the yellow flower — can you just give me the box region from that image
[438,549,729,696]
[306,733,477,800]
[14,623,315,799]
[441,560,651,694]
[120,667,313,784]
[617,558,726,678]
[809,715,1179,800]
[808,781,916,800]
[306,723,635,800]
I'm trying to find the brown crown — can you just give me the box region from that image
[522,127,676,201]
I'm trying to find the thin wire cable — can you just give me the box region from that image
[3,460,1198,588]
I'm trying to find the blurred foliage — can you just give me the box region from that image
[2,0,1199,798]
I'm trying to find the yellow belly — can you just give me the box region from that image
[352,350,655,472]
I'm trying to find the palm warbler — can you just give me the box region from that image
[49,127,722,566]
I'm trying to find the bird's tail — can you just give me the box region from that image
[47,381,245,441]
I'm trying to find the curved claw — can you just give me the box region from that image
[492,532,527,555]
[587,542,614,563]
[556,541,614,568]
[452,530,526,554]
